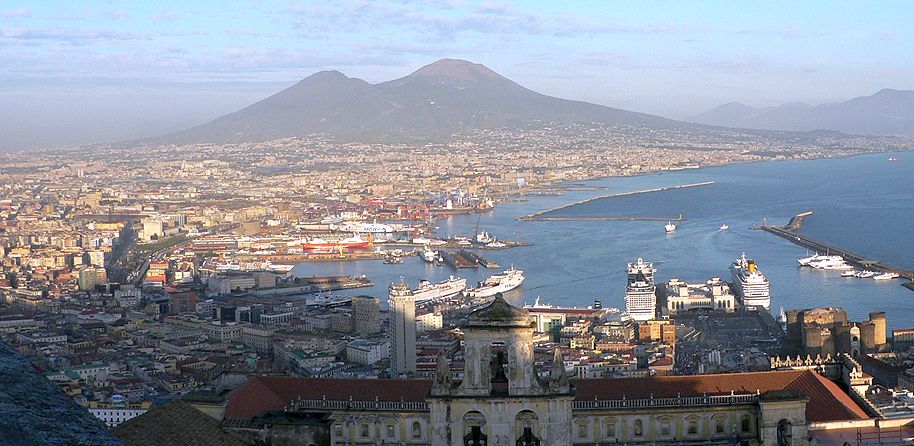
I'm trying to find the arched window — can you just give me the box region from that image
[633,419,644,437]
[741,414,752,433]
[412,421,422,439]
[777,419,792,446]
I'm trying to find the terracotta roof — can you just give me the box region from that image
[225,376,433,419]
[225,370,868,423]
[573,369,869,422]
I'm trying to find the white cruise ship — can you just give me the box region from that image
[412,276,467,303]
[625,258,657,321]
[465,267,525,298]
[729,253,771,310]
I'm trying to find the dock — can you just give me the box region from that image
[519,181,714,221]
[761,212,914,285]
[521,216,685,222]
[459,250,501,269]
[440,250,478,269]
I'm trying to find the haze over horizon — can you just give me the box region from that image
[1,1,913,150]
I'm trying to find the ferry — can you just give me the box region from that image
[730,253,771,310]
[412,276,467,303]
[306,293,353,307]
[625,258,657,321]
[797,254,843,267]
[465,267,525,298]
[300,235,371,251]
[808,257,854,271]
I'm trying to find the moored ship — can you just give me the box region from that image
[729,253,771,310]
[625,257,657,321]
[299,235,371,251]
[465,267,525,298]
[412,276,467,303]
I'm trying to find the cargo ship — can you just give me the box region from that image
[465,267,525,298]
[729,253,771,310]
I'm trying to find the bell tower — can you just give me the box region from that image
[427,294,573,446]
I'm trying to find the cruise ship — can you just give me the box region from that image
[625,258,657,321]
[729,253,771,310]
[465,267,525,298]
[412,276,467,303]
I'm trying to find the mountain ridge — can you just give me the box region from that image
[689,89,914,136]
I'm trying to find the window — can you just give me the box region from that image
[687,419,698,435]
[660,420,671,436]
[412,421,422,439]
[386,423,395,438]
[715,419,725,434]
[741,415,752,433]
[578,423,587,438]
[777,419,792,446]
[360,422,370,438]
[633,419,643,437]
[605,420,616,438]
[334,424,343,437]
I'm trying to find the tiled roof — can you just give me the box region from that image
[225,376,433,419]
[225,370,869,423]
[113,399,246,446]
[573,369,869,422]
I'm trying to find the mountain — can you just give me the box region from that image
[155,58,683,144]
[689,89,914,136]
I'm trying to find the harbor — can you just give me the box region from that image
[761,212,914,286]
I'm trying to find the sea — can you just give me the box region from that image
[292,152,914,331]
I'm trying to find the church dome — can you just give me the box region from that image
[466,294,532,328]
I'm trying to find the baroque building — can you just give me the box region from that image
[223,295,872,446]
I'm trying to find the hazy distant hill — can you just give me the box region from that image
[690,89,914,136]
[155,58,685,144]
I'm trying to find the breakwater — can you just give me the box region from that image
[518,181,714,221]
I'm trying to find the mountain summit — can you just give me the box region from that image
[156,58,680,144]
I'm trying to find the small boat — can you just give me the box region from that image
[665,221,676,233]
[855,270,878,278]
[841,270,857,277]
[719,224,729,231]
[873,272,899,281]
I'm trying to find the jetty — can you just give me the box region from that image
[519,181,714,221]
[459,250,501,269]
[440,250,478,269]
[761,212,914,286]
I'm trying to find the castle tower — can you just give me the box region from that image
[388,280,416,377]
[869,311,887,348]
[428,294,573,446]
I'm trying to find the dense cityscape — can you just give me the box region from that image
[2,124,914,445]
[4,1,914,445]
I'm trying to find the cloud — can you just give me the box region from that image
[2,8,30,17]
[0,28,147,44]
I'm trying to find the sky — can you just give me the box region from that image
[1,1,913,150]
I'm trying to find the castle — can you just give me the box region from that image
[222,296,871,445]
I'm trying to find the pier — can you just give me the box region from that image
[761,212,914,285]
[460,250,501,269]
[518,181,714,221]
[440,250,478,269]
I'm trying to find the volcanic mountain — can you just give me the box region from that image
[690,89,914,136]
[156,58,684,144]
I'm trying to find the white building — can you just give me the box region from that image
[346,339,390,365]
[416,312,443,332]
